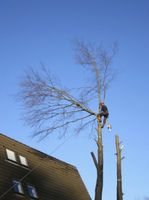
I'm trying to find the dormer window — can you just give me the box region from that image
[6,149,17,162]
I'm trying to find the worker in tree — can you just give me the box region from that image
[97,101,109,128]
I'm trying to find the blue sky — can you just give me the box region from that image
[0,0,149,199]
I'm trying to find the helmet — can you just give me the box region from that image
[100,101,104,105]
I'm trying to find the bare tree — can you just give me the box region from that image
[18,41,117,200]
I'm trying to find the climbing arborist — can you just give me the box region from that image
[97,101,109,128]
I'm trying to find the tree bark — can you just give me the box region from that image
[115,135,123,200]
[94,117,103,200]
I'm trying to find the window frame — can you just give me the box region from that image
[12,180,24,195]
[19,155,28,167]
[27,184,38,199]
[6,149,17,163]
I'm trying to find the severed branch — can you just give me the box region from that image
[91,152,98,170]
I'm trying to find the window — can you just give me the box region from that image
[13,180,24,194]
[6,149,17,162]
[19,155,28,167]
[5,149,29,167]
[27,185,38,199]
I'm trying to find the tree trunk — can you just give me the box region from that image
[94,118,103,200]
[115,135,123,200]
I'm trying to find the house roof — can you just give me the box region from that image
[0,133,91,200]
